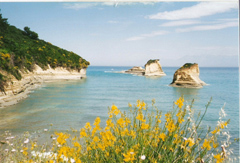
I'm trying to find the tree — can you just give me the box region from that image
[23,26,39,40]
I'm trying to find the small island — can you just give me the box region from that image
[169,63,206,88]
[122,59,166,76]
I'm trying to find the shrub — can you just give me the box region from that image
[0,97,237,162]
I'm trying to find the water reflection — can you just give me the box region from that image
[145,76,164,80]
[171,87,200,102]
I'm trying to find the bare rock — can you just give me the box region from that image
[170,63,206,88]
[144,59,166,76]
[124,66,145,76]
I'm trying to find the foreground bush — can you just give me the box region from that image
[0,97,237,162]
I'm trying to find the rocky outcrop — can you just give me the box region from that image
[0,64,87,108]
[121,59,166,76]
[144,59,166,76]
[169,63,206,88]
[123,66,145,75]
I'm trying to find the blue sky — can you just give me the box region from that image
[0,1,239,67]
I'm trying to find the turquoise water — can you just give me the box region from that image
[0,66,239,157]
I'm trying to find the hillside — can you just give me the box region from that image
[0,12,90,92]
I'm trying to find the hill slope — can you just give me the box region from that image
[0,12,90,92]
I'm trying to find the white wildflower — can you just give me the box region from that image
[5,149,8,152]
[130,152,134,155]
[44,129,48,132]
[11,149,16,152]
[70,158,75,163]
[140,155,146,160]
[24,138,29,144]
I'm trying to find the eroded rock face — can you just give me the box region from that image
[0,64,87,108]
[144,59,166,76]
[170,63,206,88]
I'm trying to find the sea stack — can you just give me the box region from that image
[144,59,166,76]
[170,63,206,88]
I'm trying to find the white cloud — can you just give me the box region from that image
[126,36,145,41]
[148,2,238,20]
[160,20,200,27]
[126,30,168,41]
[176,21,238,33]
[63,3,98,10]
[63,2,155,10]
[108,20,119,24]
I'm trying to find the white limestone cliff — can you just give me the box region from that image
[0,64,87,108]
[144,59,166,76]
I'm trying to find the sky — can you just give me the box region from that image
[0,1,239,67]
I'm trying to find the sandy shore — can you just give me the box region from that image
[0,65,86,108]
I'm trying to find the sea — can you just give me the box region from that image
[0,66,239,159]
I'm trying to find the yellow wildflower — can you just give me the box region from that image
[220,121,228,129]
[159,133,167,141]
[129,130,136,139]
[55,132,70,145]
[74,141,81,148]
[214,154,224,163]
[213,141,219,148]
[128,103,132,107]
[93,117,101,126]
[212,127,220,134]
[175,97,184,108]
[117,118,125,128]
[22,147,28,156]
[80,128,87,138]
[165,112,172,123]
[166,120,176,133]
[85,122,92,130]
[185,137,195,147]
[136,112,146,122]
[141,123,149,130]
[202,139,211,150]
[123,149,136,162]
[93,136,100,142]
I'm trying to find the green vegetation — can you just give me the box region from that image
[180,63,197,69]
[0,97,237,162]
[145,59,159,66]
[0,12,89,91]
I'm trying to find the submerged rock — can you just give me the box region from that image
[169,63,206,88]
[144,59,166,76]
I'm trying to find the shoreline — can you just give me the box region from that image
[0,65,86,108]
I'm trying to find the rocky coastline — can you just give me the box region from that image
[0,64,87,108]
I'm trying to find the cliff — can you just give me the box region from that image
[0,64,86,108]
[169,63,206,88]
[144,59,166,76]
[0,13,89,108]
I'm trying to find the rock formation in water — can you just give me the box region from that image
[144,59,166,76]
[122,59,166,76]
[169,63,206,88]
[124,66,145,75]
